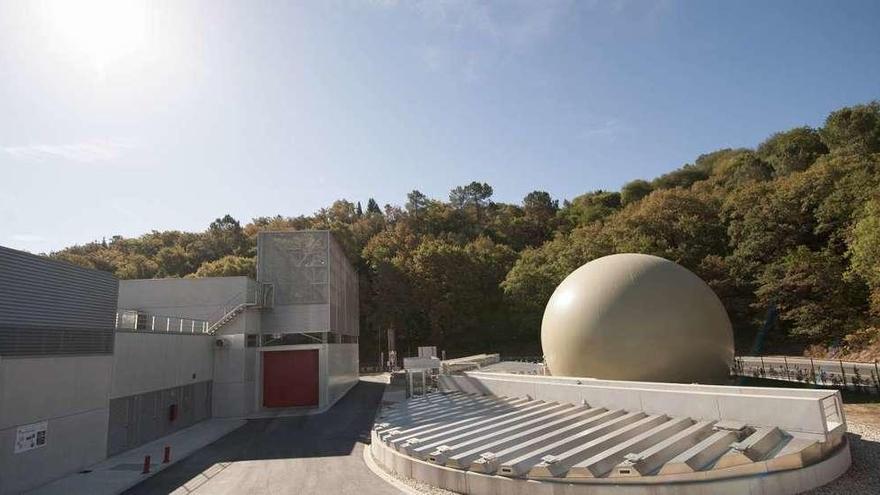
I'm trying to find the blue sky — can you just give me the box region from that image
[2,0,879,253]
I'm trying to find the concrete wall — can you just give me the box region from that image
[0,355,112,494]
[214,333,250,418]
[107,380,212,456]
[117,277,261,419]
[117,277,252,321]
[440,372,844,441]
[327,344,359,406]
[111,332,214,399]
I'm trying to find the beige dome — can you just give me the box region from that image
[541,253,734,384]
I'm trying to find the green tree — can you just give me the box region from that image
[560,191,621,227]
[620,180,653,205]
[192,255,256,278]
[757,127,828,175]
[206,214,248,259]
[821,101,880,154]
[366,198,382,214]
[848,196,880,316]
[449,181,493,209]
[754,247,867,340]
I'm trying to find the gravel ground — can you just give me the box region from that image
[806,422,880,494]
[384,469,459,495]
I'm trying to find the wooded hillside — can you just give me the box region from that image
[51,102,880,362]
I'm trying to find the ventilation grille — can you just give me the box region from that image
[0,324,114,356]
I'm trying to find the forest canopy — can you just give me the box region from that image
[50,102,880,361]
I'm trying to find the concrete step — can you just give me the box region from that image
[713,427,784,469]
[379,395,523,435]
[377,394,499,426]
[427,403,579,465]
[383,399,528,446]
[482,409,628,475]
[658,429,741,474]
[528,415,668,478]
[765,436,822,471]
[445,407,606,469]
[395,399,553,451]
[378,393,511,425]
[385,397,531,445]
[611,420,716,477]
[379,394,524,430]
[379,397,517,440]
[402,401,565,458]
[568,417,694,478]
[499,410,643,477]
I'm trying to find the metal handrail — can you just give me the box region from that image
[115,309,210,334]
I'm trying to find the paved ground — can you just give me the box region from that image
[124,380,400,495]
[28,419,246,495]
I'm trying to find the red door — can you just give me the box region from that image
[263,350,319,407]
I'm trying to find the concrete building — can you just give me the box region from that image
[0,231,359,494]
[0,246,118,495]
[116,231,359,421]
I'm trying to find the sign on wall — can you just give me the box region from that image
[14,421,48,454]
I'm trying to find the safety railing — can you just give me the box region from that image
[205,283,274,327]
[733,355,880,394]
[115,309,210,334]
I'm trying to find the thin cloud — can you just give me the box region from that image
[372,1,574,81]
[2,139,136,163]
[413,0,572,48]
[580,119,634,142]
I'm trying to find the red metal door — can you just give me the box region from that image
[262,350,319,407]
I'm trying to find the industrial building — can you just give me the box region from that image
[0,231,359,494]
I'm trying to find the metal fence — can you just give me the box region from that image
[733,355,880,394]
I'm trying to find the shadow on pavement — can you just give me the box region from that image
[123,379,386,494]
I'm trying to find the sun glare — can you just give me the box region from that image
[39,0,150,77]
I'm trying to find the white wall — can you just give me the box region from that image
[440,372,842,441]
[0,355,112,494]
[327,344,359,407]
[111,332,214,399]
[213,333,249,418]
[117,277,251,321]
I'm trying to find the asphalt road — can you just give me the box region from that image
[124,379,401,495]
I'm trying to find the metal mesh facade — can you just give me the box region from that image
[258,231,328,305]
[329,235,359,336]
[0,246,117,356]
[257,231,358,336]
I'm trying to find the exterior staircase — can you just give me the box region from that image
[206,302,256,334]
[206,283,273,335]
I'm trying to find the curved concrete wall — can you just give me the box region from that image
[370,431,852,495]
[440,373,845,441]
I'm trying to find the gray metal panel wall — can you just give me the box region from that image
[257,231,359,336]
[329,235,359,336]
[107,380,212,456]
[0,246,118,356]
